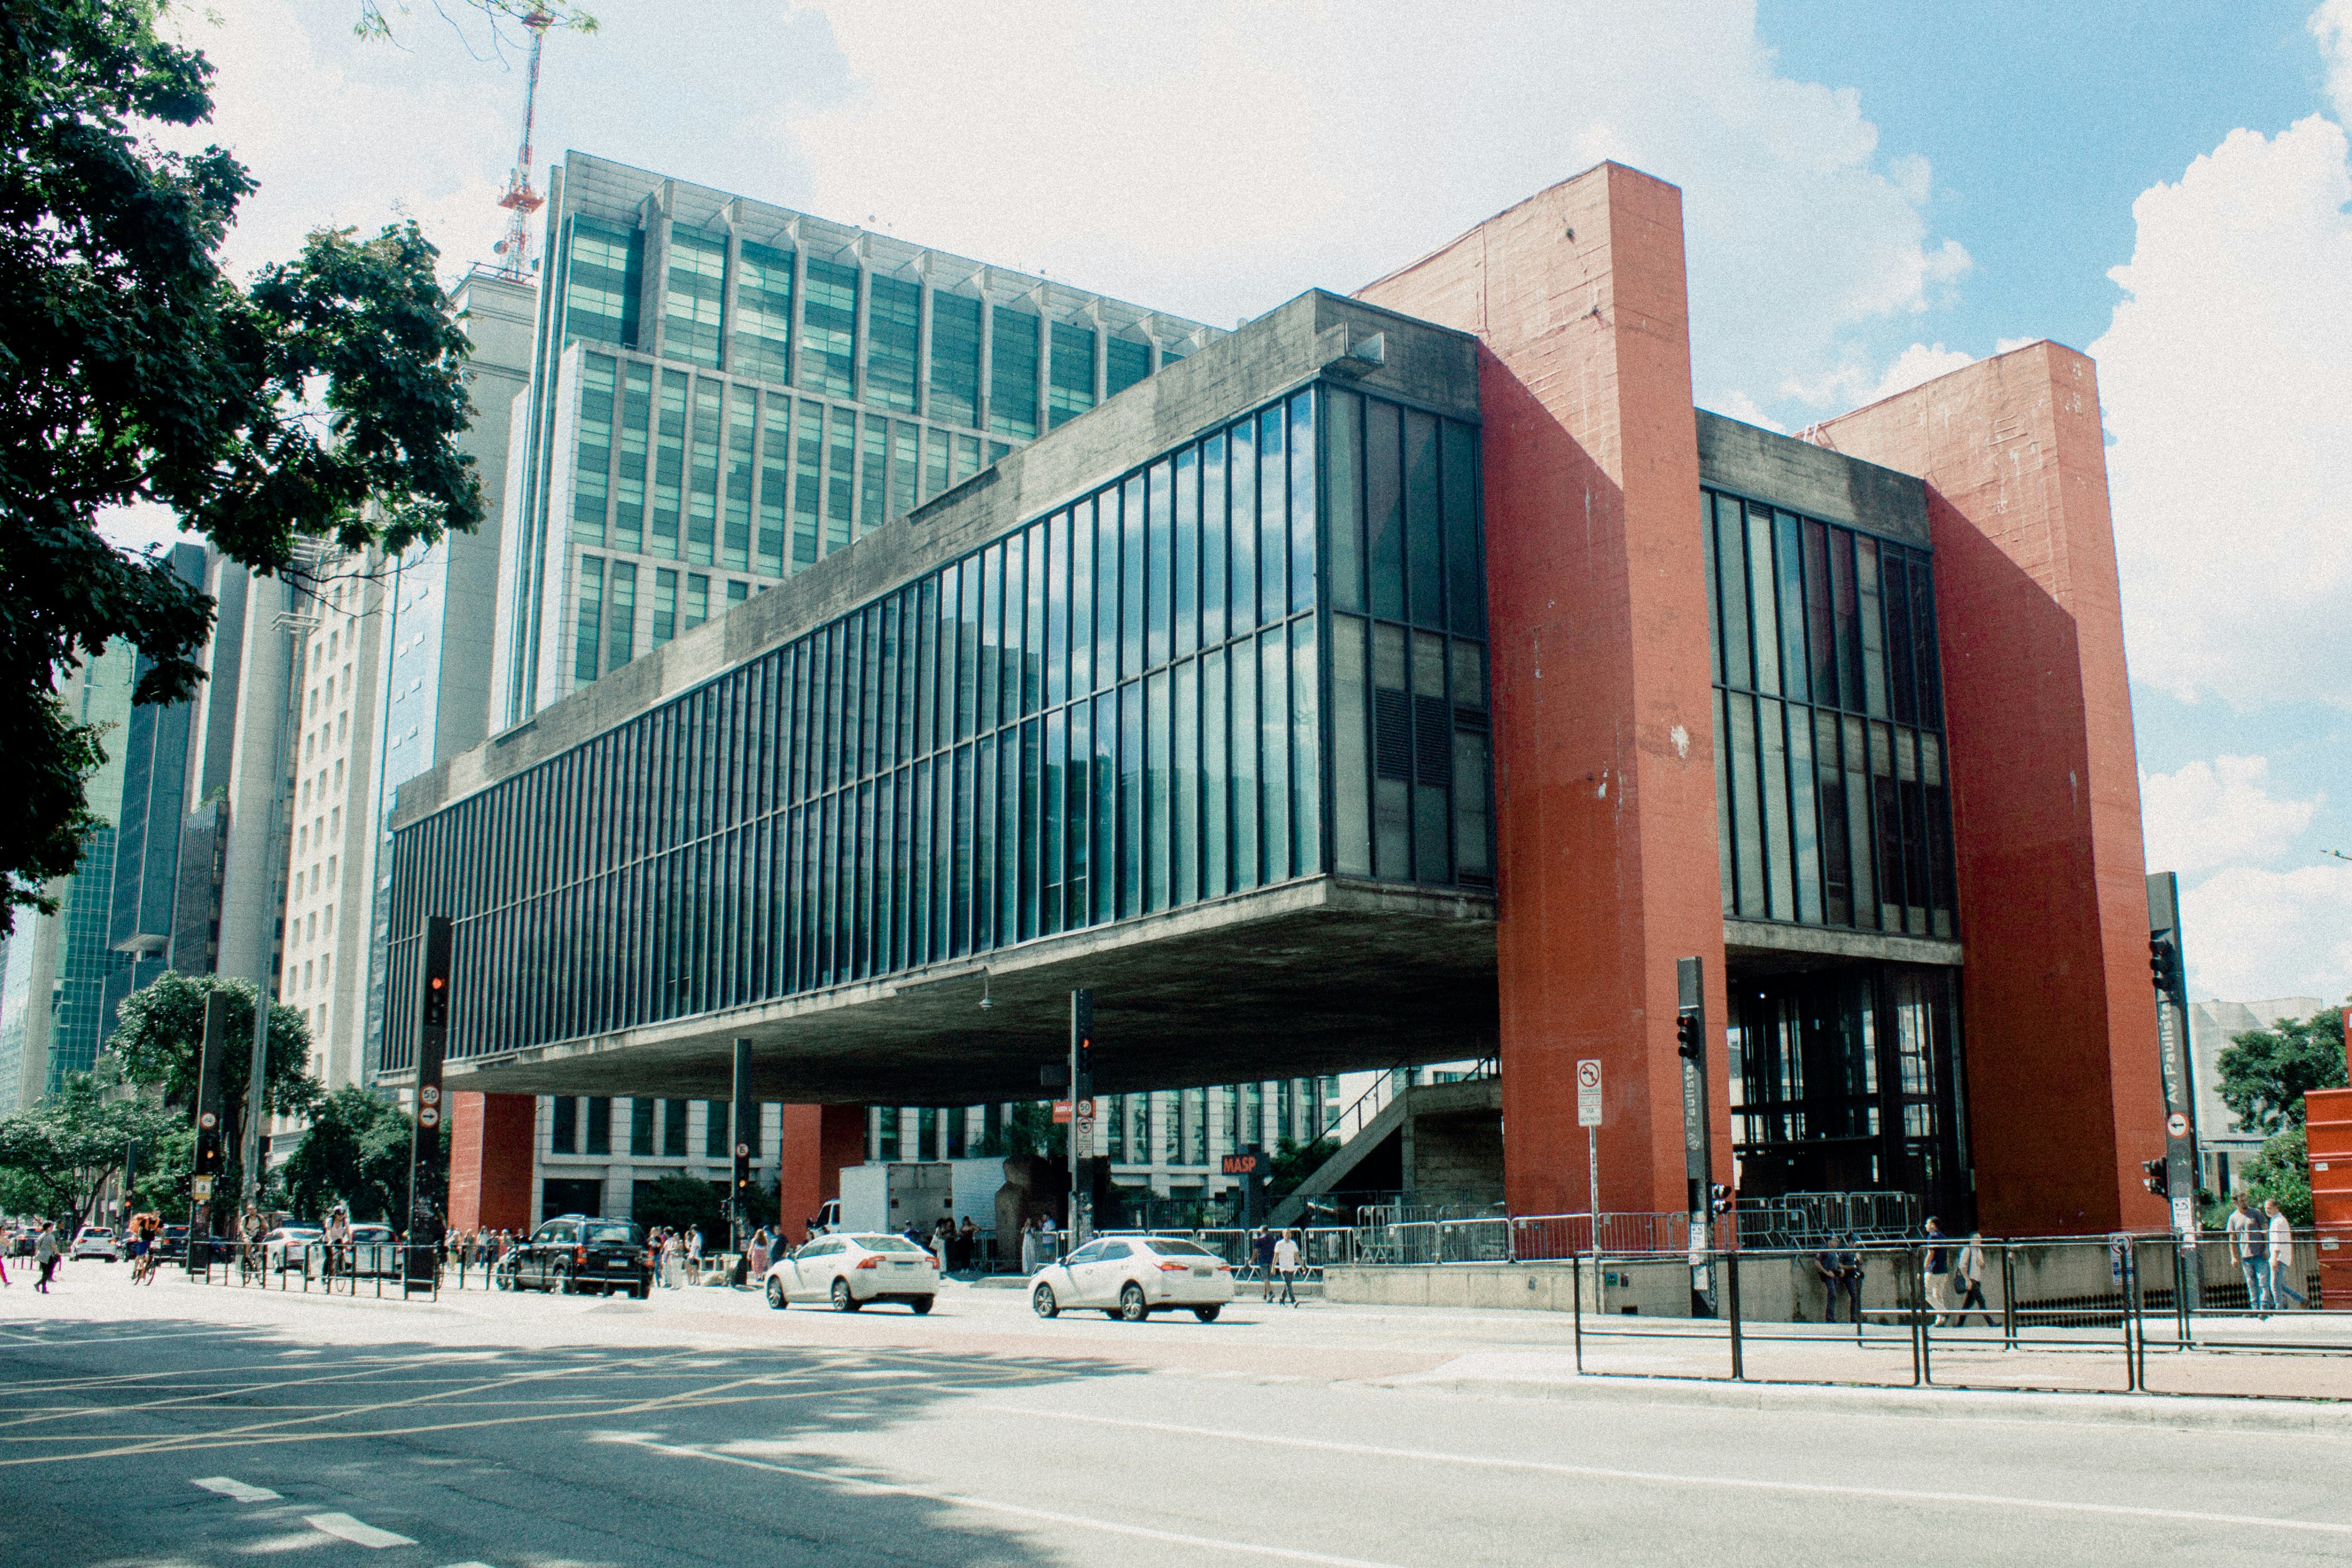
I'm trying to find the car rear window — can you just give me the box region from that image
[858,1235,930,1254]
[583,1224,639,1245]
[1146,1239,1216,1258]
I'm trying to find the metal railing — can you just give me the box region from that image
[188,1240,449,1300]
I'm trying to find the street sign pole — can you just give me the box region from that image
[1577,1058,1602,1257]
[731,1037,755,1254]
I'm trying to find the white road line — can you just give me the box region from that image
[605,1434,1411,1568]
[190,1475,279,1502]
[972,1405,2352,1538]
[303,1513,417,1549]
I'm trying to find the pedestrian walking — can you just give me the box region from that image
[2266,1200,2308,1309]
[1811,1242,1844,1323]
[1952,1232,1994,1327]
[1273,1229,1302,1306]
[1921,1217,1953,1326]
[931,1218,953,1274]
[2226,1196,2270,1312]
[34,1222,61,1292]
[1253,1227,1277,1301]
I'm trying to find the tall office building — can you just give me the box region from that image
[490,155,1220,730]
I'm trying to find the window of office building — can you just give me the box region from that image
[732,241,795,385]
[1106,337,1150,398]
[574,354,615,546]
[663,228,727,369]
[564,217,641,349]
[388,384,1492,1066]
[866,275,920,414]
[988,307,1039,441]
[801,259,858,397]
[929,293,982,428]
[1703,489,1955,938]
[1047,321,1095,429]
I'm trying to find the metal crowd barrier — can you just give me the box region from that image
[189,1241,448,1300]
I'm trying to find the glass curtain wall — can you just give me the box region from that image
[397,386,1415,1067]
[1703,489,1955,938]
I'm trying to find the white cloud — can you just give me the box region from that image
[2096,113,2352,709]
[1704,391,1788,433]
[2140,756,2321,875]
[778,1,1968,424]
[2181,862,2352,1001]
[2316,0,2352,119]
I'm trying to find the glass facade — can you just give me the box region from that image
[1703,489,1955,938]
[392,383,1490,1070]
[1726,965,1969,1223]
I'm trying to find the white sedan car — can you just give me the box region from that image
[1030,1235,1235,1323]
[69,1227,118,1261]
[765,1232,938,1313]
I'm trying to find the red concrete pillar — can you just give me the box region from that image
[1817,345,2165,1235]
[1358,163,1731,1218]
[446,1091,535,1233]
[777,1103,867,1243]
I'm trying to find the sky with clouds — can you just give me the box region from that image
[139,0,2351,1005]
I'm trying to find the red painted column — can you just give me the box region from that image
[446,1091,535,1233]
[777,1103,867,1243]
[1358,163,1730,1218]
[1818,345,2165,1235]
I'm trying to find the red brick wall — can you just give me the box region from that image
[446,1091,535,1233]
[1358,163,1731,1216]
[1819,345,2166,1235]
[777,1104,868,1243]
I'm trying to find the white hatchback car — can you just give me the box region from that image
[765,1232,939,1313]
[69,1227,118,1261]
[1030,1235,1235,1323]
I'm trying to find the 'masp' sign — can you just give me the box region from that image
[1221,1153,1259,1176]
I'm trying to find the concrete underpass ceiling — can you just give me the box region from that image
[440,878,1497,1105]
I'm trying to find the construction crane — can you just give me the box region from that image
[490,9,555,281]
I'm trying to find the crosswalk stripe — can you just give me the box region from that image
[190,1476,279,1503]
[303,1513,417,1549]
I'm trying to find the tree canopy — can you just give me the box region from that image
[279,1085,441,1223]
[1,0,482,931]
[108,970,317,1201]
[2217,1005,2347,1136]
[0,1067,182,1230]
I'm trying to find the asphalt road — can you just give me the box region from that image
[4,1267,2350,1567]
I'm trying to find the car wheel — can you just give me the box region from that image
[766,1277,786,1310]
[910,1297,934,1316]
[633,1283,650,1301]
[1193,1305,1222,1323]
[1032,1283,1059,1319]
[831,1278,860,1313]
[493,1266,513,1292]
[1117,1283,1149,1323]
[554,1266,574,1296]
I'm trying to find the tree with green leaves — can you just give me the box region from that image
[2217,1005,2347,1136]
[278,1085,440,1223]
[634,1172,725,1239]
[2239,1126,2312,1227]
[107,971,316,1203]
[2,0,483,933]
[0,1067,183,1232]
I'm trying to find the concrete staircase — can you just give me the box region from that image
[1270,1077,1503,1227]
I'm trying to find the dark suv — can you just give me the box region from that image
[500,1215,650,1298]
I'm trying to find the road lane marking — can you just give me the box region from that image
[304,1514,416,1548]
[191,1475,279,1501]
[973,1405,2352,1538]
[602,1433,1413,1567]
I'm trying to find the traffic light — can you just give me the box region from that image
[1675,1009,1703,1062]
[2148,936,2182,996]
[1708,1183,1733,1216]
[2142,1157,2169,1198]
[732,1143,752,1203]
[194,1114,224,1176]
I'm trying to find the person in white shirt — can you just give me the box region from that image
[1272,1230,1302,1307]
[2265,1200,2307,1309]
[2225,1196,2269,1312]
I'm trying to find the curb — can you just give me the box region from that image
[1376,1371,2352,1435]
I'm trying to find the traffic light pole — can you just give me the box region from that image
[730,1038,755,1253]
[405,915,452,1291]
[1070,989,1094,1249]
[189,992,231,1272]
[1676,957,1717,1317]
[2147,873,2201,1308]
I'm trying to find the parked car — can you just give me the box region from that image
[69,1226,119,1262]
[764,1232,937,1313]
[498,1215,650,1298]
[156,1224,188,1261]
[259,1226,323,1273]
[1029,1235,1235,1322]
